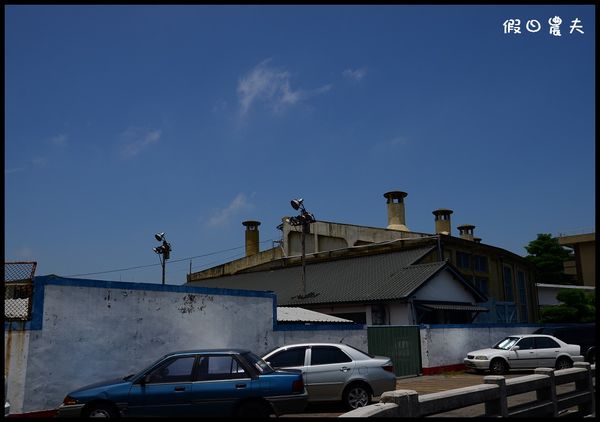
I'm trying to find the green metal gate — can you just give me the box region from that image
[367,325,421,377]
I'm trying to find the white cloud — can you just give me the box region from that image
[119,128,161,158]
[49,134,68,147]
[343,67,367,82]
[207,193,253,227]
[238,59,331,115]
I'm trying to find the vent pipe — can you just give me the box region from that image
[242,220,261,256]
[433,208,453,235]
[457,224,476,241]
[384,191,409,231]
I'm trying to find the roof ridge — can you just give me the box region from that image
[404,261,446,269]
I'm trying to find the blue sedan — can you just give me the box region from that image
[57,349,308,417]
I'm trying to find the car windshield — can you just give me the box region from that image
[242,351,274,374]
[131,354,172,380]
[493,336,520,350]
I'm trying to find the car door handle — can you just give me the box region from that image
[236,383,247,389]
[340,367,350,372]
[174,386,186,392]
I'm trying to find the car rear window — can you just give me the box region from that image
[344,344,374,358]
[310,346,352,365]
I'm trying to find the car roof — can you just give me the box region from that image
[505,334,555,337]
[165,349,252,356]
[270,343,349,348]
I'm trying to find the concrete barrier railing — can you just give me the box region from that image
[340,362,595,418]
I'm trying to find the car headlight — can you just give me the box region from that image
[474,356,488,360]
[62,396,79,406]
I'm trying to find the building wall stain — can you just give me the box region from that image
[178,294,214,314]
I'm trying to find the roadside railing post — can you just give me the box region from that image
[483,375,508,417]
[573,362,594,416]
[534,367,557,417]
[380,389,420,417]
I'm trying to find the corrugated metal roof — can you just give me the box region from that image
[277,307,353,323]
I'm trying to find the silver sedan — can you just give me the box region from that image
[262,343,396,410]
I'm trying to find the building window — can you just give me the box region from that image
[517,271,528,322]
[503,266,514,301]
[473,277,489,296]
[473,255,488,272]
[456,251,471,269]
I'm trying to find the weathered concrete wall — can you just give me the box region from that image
[419,324,541,371]
[4,328,30,415]
[6,276,277,413]
[6,276,548,414]
[4,276,365,414]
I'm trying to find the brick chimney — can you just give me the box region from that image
[242,220,261,256]
[457,224,475,241]
[433,208,453,235]
[384,191,409,231]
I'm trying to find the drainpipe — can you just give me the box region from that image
[409,296,417,325]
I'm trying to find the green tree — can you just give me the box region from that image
[525,233,572,284]
[539,289,596,323]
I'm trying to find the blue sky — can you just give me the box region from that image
[5,5,595,285]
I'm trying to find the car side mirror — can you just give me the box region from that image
[142,375,151,385]
[511,346,520,351]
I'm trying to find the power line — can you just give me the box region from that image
[64,239,275,278]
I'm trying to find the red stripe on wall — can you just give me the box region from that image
[7,409,57,418]
[421,363,467,375]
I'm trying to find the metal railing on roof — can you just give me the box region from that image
[5,261,37,321]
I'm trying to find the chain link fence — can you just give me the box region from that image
[5,261,37,321]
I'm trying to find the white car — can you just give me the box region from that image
[262,343,396,410]
[464,334,584,375]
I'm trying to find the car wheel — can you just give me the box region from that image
[555,357,572,370]
[236,400,271,418]
[343,382,371,410]
[84,403,118,418]
[489,359,508,375]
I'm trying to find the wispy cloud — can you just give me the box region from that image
[237,59,331,115]
[207,193,253,227]
[119,128,161,158]
[5,167,25,174]
[48,133,68,147]
[342,67,367,82]
[13,245,34,260]
[372,136,410,154]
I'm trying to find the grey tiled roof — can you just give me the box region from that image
[188,246,440,305]
[418,303,489,312]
